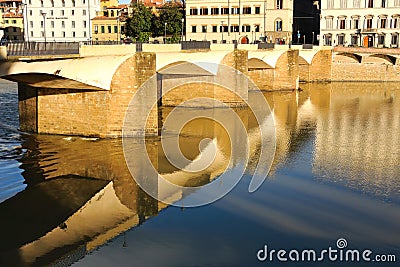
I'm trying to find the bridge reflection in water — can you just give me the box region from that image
[0,82,400,266]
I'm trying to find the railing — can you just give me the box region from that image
[6,41,80,57]
[181,41,211,50]
[258,43,275,49]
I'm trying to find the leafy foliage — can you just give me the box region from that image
[125,3,184,43]
[125,3,153,42]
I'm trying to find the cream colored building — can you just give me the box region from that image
[185,0,293,44]
[320,0,400,47]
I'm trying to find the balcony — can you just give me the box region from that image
[361,28,377,34]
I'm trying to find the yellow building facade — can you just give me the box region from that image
[92,1,127,42]
[3,12,23,41]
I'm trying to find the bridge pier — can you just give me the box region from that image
[17,53,157,138]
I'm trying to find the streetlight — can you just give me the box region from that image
[181,18,184,43]
[21,2,29,43]
[221,20,224,43]
[41,11,47,50]
[164,22,167,44]
[312,31,315,45]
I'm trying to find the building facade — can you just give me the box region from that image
[320,0,400,47]
[92,1,129,42]
[25,0,100,42]
[0,0,24,41]
[185,0,294,44]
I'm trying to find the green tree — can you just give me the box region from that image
[152,4,184,43]
[125,3,153,42]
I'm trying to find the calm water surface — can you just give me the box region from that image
[0,81,399,267]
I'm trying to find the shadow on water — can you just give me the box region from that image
[0,82,399,266]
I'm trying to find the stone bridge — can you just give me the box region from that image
[1,44,396,138]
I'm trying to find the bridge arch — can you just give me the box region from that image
[364,54,397,65]
[335,52,362,63]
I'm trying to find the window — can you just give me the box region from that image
[108,25,111,33]
[353,0,360,7]
[113,25,117,33]
[212,25,218,32]
[84,31,87,37]
[242,25,251,32]
[366,18,373,28]
[395,0,400,7]
[391,33,398,46]
[12,20,16,24]
[41,0,44,7]
[191,25,196,32]
[221,7,229,15]
[72,21,75,28]
[72,31,76,37]
[72,0,76,7]
[243,7,251,14]
[101,26,105,33]
[380,18,387,28]
[211,8,219,15]
[200,8,208,15]
[51,21,54,28]
[276,0,283,9]
[254,24,260,32]
[71,10,74,15]
[12,27,16,32]
[111,10,115,17]
[339,18,346,29]
[326,17,333,29]
[41,31,44,37]
[94,25,98,33]
[338,35,345,45]
[351,35,359,45]
[230,25,239,32]
[353,18,360,29]
[275,19,282,31]
[202,25,207,33]
[378,34,385,45]
[393,16,400,28]
[255,6,261,14]
[83,10,86,15]
[381,0,386,7]
[50,10,54,16]
[51,0,54,7]
[61,21,65,28]
[83,0,86,4]
[61,10,65,16]
[29,10,32,16]
[30,31,33,37]
[62,31,66,38]
[368,0,374,8]
[327,0,334,9]
[190,8,198,15]
[83,21,87,28]
[51,31,55,37]
[29,21,33,28]
[231,7,239,14]
[340,0,347,8]
[62,0,65,7]
[40,21,44,28]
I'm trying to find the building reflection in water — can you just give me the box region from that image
[0,82,399,266]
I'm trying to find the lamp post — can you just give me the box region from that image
[21,2,29,43]
[221,20,224,43]
[164,22,167,44]
[181,18,184,42]
[312,31,315,45]
[41,12,47,50]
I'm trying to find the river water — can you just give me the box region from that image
[0,80,399,267]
